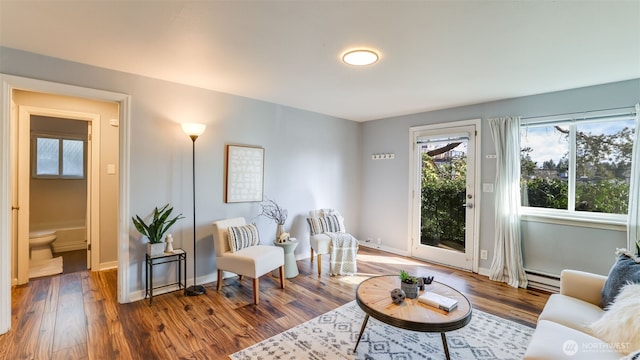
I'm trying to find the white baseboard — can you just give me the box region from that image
[478,266,491,277]
[478,266,559,292]
[129,273,219,303]
[358,242,410,257]
[97,261,118,271]
[130,283,184,303]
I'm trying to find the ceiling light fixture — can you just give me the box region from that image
[342,49,379,66]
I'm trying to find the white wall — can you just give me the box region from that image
[360,79,640,277]
[0,47,361,298]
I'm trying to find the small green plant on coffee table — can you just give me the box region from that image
[400,270,418,284]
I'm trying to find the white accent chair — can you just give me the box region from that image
[310,234,331,277]
[213,217,285,305]
[308,209,358,277]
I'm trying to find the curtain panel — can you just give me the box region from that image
[488,116,528,288]
[627,103,640,253]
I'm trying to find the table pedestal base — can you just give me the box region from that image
[271,240,299,278]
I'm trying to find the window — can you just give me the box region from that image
[520,110,636,219]
[33,135,85,178]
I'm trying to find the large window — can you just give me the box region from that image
[32,135,85,178]
[520,110,636,219]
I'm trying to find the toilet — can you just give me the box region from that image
[29,230,57,261]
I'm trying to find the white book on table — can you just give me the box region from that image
[418,291,458,312]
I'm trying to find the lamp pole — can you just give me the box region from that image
[183,123,206,296]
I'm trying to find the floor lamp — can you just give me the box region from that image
[182,122,206,296]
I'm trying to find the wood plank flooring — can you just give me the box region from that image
[1,246,550,359]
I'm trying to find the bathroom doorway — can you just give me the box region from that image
[29,116,90,277]
[15,106,100,283]
[2,76,130,335]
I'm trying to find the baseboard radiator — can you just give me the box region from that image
[526,269,560,293]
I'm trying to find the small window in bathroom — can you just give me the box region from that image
[32,135,85,179]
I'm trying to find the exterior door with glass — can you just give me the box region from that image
[410,120,480,271]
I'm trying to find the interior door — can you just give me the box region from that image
[410,121,479,271]
[86,123,92,269]
[16,106,31,284]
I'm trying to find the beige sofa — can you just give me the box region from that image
[524,269,625,360]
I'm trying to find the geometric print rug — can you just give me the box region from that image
[230,300,534,360]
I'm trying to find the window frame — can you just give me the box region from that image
[519,108,636,227]
[31,133,86,179]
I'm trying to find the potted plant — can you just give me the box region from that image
[400,270,419,299]
[259,198,288,241]
[132,204,184,256]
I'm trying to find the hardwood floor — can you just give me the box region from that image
[1,246,550,359]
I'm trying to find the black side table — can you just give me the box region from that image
[145,249,186,305]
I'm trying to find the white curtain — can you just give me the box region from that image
[488,116,528,288]
[627,103,640,253]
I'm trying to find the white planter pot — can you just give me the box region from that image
[147,242,165,256]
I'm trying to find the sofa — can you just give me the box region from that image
[524,269,634,359]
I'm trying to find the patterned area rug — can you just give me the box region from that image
[230,300,533,360]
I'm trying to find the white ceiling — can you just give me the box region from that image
[1,1,639,121]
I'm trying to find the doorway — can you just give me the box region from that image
[409,120,481,272]
[28,115,92,278]
[1,75,131,335]
[15,106,101,284]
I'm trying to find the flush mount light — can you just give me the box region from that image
[342,49,379,66]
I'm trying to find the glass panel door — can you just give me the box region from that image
[411,123,478,271]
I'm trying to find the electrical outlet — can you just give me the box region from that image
[376,238,382,245]
[480,250,488,260]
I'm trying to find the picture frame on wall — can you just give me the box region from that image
[225,145,264,203]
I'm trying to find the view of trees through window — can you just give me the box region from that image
[418,114,635,253]
[420,140,467,252]
[520,116,635,215]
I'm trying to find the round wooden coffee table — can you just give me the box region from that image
[354,275,472,360]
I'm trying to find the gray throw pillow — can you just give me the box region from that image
[601,249,640,308]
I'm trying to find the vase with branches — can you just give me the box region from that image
[259,198,288,241]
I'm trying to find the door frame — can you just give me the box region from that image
[16,106,100,284]
[408,119,481,273]
[0,74,132,334]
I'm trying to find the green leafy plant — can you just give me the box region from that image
[400,270,417,284]
[132,204,184,244]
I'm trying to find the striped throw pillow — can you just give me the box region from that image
[307,217,322,235]
[307,215,346,235]
[228,224,260,252]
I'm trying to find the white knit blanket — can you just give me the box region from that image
[327,232,358,275]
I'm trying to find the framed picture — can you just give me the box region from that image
[225,145,264,203]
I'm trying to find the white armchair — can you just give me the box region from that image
[213,217,285,305]
[307,209,359,277]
